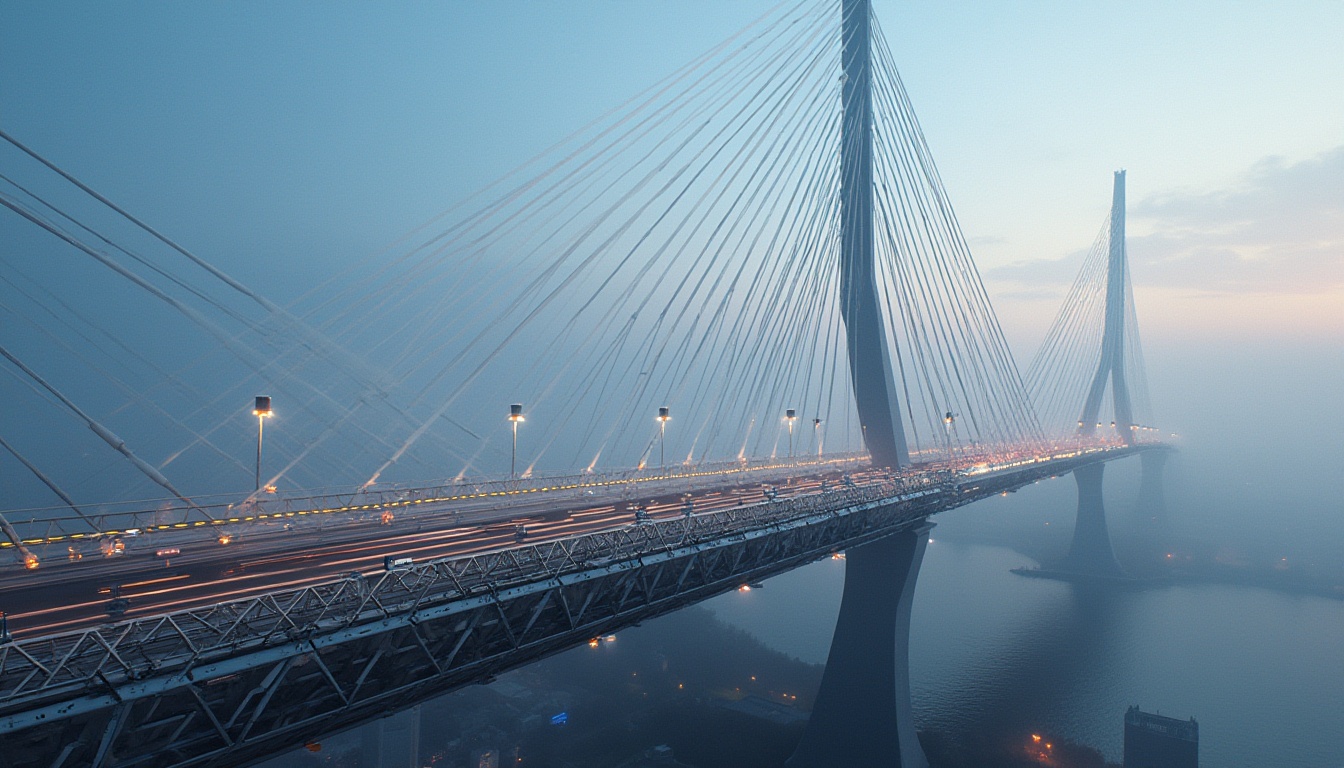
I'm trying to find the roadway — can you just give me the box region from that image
[0,466,856,640]
[0,443,1137,643]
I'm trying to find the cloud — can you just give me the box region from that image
[986,146,1344,295]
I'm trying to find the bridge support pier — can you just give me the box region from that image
[1136,450,1168,525]
[1060,464,1125,577]
[787,521,931,768]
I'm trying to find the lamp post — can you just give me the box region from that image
[943,410,958,459]
[253,396,272,492]
[656,406,671,468]
[813,417,823,456]
[785,409,797,458]
[508,403,525,479]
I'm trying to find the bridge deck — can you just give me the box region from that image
[0,445,1154,768]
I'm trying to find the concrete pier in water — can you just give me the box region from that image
[788,522,932,768]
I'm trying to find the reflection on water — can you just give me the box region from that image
[706,539,1344,768]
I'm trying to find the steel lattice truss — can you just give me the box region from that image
[0,447,1146,768]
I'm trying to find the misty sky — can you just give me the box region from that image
[2,1,1341,505]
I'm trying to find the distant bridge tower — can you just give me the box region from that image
[1062,171,1132,577]
[789,1,927,766]
[1077,170,1134,444]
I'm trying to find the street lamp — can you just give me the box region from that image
[253,396,273,492]
[656,406,671,468]
[508,403,525,478]
[943,410,959,459]
[784,409,797,458]
[813,418,822,456]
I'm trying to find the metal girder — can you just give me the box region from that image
[0,447,1151,768]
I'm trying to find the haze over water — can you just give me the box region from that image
[708,337,1344,767]
[711,535,1344,767]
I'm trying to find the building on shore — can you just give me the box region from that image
[1123,705,1198,768]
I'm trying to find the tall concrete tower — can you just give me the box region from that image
[838,0,909,468]
[791,7,930,767]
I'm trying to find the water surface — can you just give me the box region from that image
[707,539,1344,767]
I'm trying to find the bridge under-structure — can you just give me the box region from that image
[0,448,1151,768]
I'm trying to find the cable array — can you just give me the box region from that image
[1025,211,1153,438]
[1,0,1052,518]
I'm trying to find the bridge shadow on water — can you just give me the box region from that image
[916,576,1134,768]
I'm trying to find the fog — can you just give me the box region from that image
[2,2,1341,766]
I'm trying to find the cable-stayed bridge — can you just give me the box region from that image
[0,1,1168,766]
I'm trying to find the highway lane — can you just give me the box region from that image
[0,457,869,562]
[0,441,1112,642]
[0,469,853,640]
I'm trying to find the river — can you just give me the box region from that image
[706,536,1344,767]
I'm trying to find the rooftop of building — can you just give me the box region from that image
[1125,705,1199,742]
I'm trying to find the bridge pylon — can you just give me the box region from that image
[1058,172,1140,578]
[1123,448,1174,565]
[1060,463,1125,577]
[1135,449,1168,526]
[787,522,932,768]
[789,3,928,764]
[1077,170,1135,444]
[838,0,909,469]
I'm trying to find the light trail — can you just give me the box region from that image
[0,442,1142,641]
